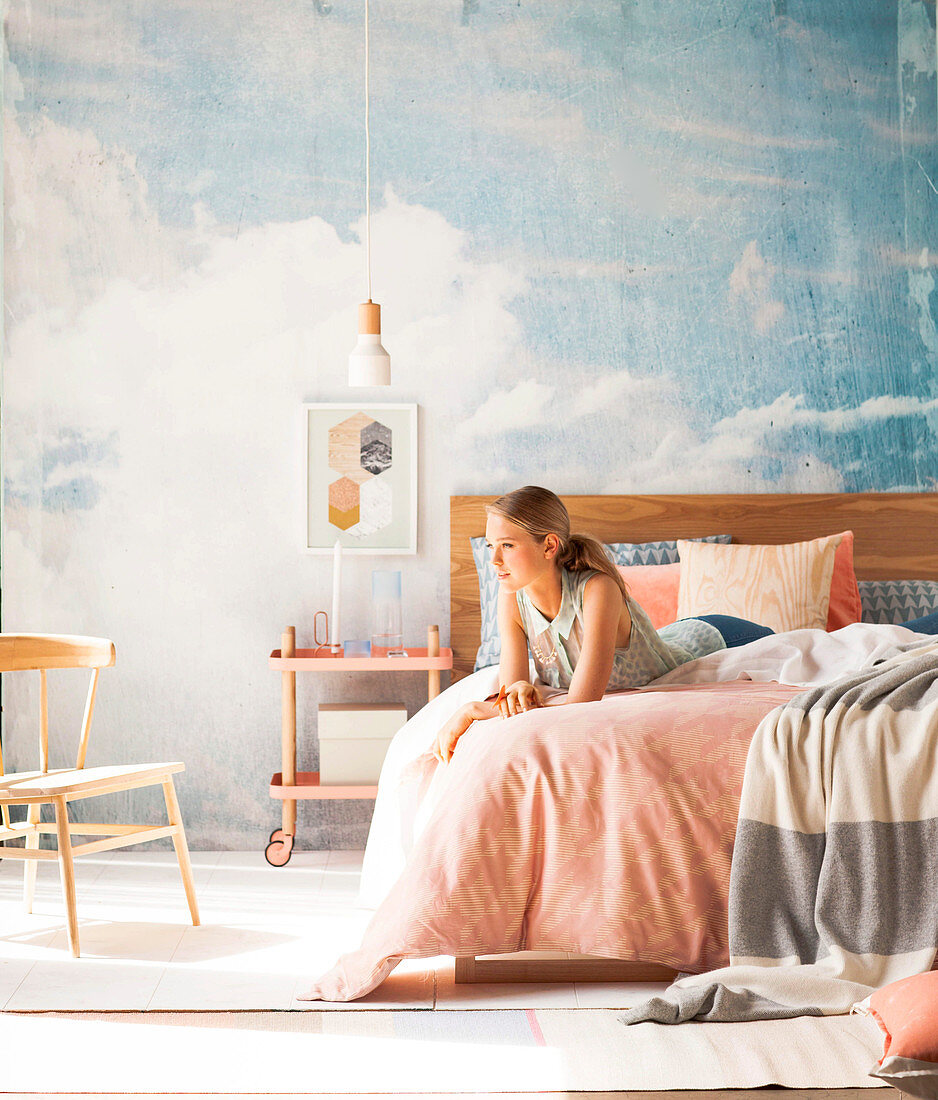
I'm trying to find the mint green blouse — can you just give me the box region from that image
[515,568,725,691]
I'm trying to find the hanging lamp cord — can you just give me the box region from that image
[364,0,372,302]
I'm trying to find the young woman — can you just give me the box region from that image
[431,485,774,764]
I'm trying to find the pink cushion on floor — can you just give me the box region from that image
[870,970,938,1065]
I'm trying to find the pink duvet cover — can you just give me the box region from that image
[301,680,800,1001]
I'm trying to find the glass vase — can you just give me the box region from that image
[371,569,405,657]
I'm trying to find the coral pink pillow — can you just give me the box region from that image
[865,971,938,1095]
[827,530,862,630]
[617,563,680,630]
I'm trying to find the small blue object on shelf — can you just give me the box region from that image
[343,639,371,658]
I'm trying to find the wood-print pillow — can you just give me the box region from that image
[675,533,844,633]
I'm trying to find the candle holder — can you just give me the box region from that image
[330,539,343,653]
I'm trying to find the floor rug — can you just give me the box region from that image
[0,1009,888,1093]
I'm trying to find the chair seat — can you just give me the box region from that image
[0,761,185,800]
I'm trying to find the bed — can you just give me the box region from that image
[449,491,938,984]
[302,491,938,1002]
[451,491,938,679]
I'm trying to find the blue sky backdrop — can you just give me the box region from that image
[6,0,936,493]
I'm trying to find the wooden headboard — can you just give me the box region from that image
[450,492,938,681]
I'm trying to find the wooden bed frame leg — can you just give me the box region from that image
[454,953,680,984]
[454,956,477,983]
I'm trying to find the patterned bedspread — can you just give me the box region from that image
[622,638,938,1024]
[299,679,798,1002]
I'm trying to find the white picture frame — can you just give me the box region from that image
[303,402,417,554]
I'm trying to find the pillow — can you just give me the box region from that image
[470,534,732,671]
[618,537,860,633]
[827,531,862,630]
[605,535,732,567]
[859,579,938,625]
[675,532,845,633]
[617,563,680,630]
[863,971,938,1097]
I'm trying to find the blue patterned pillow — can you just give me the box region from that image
[858,580,938,625]
[605,536,731,566]
[471,534,732,671]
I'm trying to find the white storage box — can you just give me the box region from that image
[318,703,407,785]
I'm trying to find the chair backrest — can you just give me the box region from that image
[0,635,116,779]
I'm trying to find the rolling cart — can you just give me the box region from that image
[265,624,453,865]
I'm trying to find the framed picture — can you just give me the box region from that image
[304,402,417,554]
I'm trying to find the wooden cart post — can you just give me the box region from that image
[265,626,297,865]
[427,625,440,699]
[281,626,297,837]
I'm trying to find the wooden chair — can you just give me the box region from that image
[0,634,200,956]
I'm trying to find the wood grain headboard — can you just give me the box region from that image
[450,492,938,681]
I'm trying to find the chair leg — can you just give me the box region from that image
[23,802,41,913]
[162,777,200,926]
[52,796,80,957]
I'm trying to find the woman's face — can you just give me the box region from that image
[484,513,557,592]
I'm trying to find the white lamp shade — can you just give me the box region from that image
[349,334,391,386]
[349,300,391,386]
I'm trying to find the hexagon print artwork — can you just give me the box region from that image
[306,404,416,553]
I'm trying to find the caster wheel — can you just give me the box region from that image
[265,829,294,867]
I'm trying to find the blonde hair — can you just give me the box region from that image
[486,486,627,598]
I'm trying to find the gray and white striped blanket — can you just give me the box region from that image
[622,637,938,1024]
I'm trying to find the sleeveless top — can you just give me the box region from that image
[515,568,726,691]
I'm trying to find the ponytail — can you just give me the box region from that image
[560,533,628,599]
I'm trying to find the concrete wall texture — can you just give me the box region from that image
[3,0,936,847]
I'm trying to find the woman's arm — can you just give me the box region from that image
[431,697,499,763]
[432,593,530,763]
[497,585,530,689]
[564,573,626,704]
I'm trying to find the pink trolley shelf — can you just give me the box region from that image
[265,625,453,866]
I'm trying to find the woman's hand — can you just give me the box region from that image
[432,701,486,765]
[430,683,544,766]
[498,680,544,718]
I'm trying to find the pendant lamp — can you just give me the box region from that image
[349,0,390,386]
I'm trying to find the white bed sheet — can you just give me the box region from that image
[650,621,928,687]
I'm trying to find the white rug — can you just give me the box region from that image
[0,1009,889,1093]
[0,851,890,1091]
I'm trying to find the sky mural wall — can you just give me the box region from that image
[3,0,936,847]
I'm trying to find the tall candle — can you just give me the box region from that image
[331,538,342,651]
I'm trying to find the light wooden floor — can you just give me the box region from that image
[5,1092,907,1099]
[1,1086,906,1095]
[0,848,673,1009]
